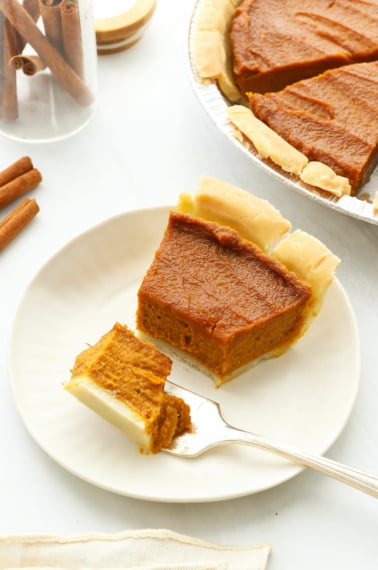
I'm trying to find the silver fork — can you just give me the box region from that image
[164,381,378,499]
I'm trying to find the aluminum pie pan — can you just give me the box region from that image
[187,0,378,226]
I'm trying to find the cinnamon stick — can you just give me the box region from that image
[0,11,18,120]
[39,0,63,53]
[0,197,39,251]
[60,0,83,78]
[0,168,42,208]
[0,156,33,186]
[22,0,40,21]
[0,156,42,209]
[10,53,46,75]
[14,0,40,52]
[0,0,93,106]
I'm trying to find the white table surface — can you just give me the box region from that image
[0,1,377,568]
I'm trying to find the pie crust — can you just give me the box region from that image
[194,0,243,103]
[227,105,309,176]
[177,174,291,251]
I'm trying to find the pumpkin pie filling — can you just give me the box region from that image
[137,211,312,384]
[230,0,378,96]
[248,62,378,192]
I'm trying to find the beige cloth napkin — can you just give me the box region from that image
[0,529,271,570]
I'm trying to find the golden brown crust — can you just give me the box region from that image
[272,230,340,325]
[227,105,309,176]
[300,162,351,197]
[177,175,291,251]
[193,0,243,102]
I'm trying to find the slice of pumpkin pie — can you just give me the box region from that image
[137,177,339,385]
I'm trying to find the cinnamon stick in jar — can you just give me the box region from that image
[0,197,39,251]
[39,0,63,53]
[60,0,83,78]
[40,0,85,78]
[21,0,40,22]
[14,0,40,52]
[0,12,18,120]
[10,53,46,75]
[0,0,94,106]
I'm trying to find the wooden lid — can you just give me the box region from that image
[94,0,157,55]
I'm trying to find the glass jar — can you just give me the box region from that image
[0,0,97,142]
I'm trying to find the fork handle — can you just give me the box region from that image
[224,425,378,499]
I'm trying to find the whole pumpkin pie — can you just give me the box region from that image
[231,0,378,96]
[64,322,191,453]
[137,177,339,385]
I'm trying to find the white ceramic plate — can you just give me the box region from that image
[8,207,360,503]
[188,0,378,225]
